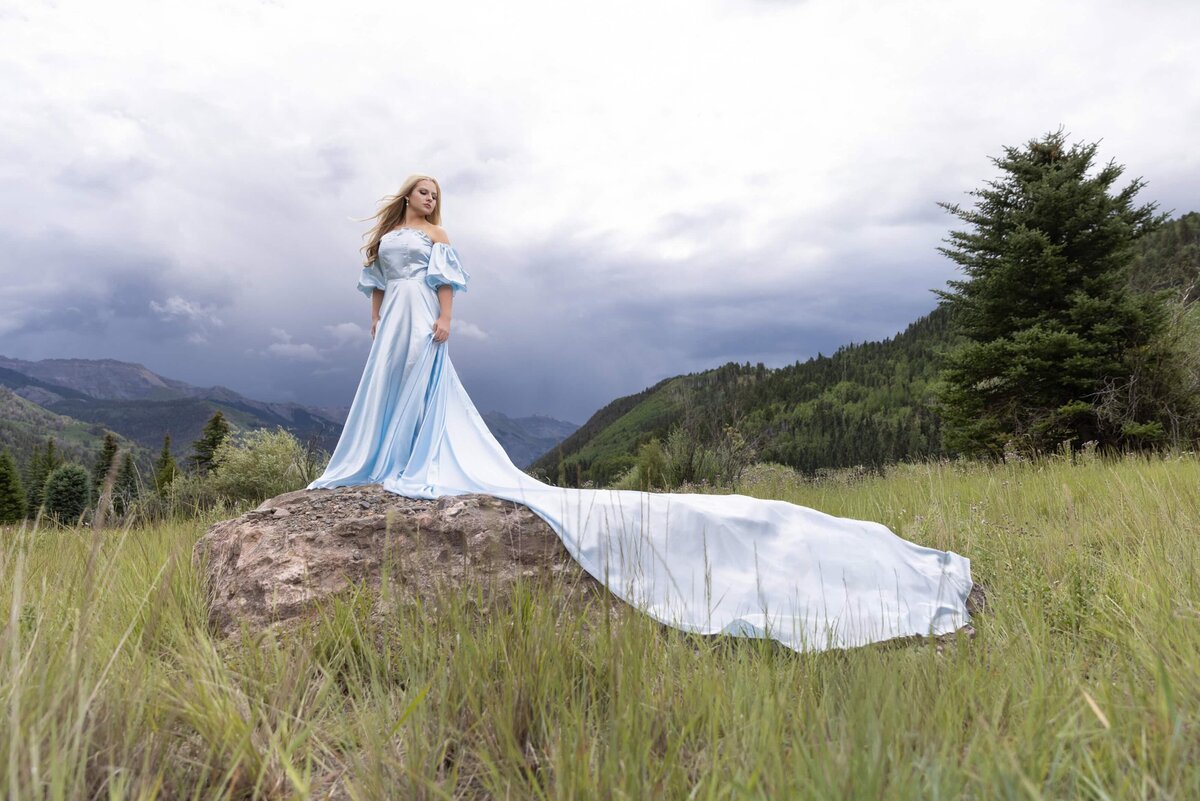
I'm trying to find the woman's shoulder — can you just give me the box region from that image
[427,224,451,246]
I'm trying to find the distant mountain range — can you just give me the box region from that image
[0,356,578,471]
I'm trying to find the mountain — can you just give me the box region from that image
[533,211,1200,485]
[478,411,579,469]
[0,357,578,471]
[0,356,345,462]
[0,356,344,426]
[0,365,94,405]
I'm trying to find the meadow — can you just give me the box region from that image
[2,450,1198,799]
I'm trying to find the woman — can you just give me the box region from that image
[309,174,975,652]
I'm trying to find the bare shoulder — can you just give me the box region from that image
[429,224,451,245]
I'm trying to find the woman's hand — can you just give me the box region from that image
[432,315,451,343]
[370,317,380,340]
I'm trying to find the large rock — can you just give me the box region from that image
[192,485,605,637]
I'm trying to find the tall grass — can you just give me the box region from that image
[2,451,1198,798]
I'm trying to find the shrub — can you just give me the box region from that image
[150,472,229,520]
[42,464,92,525]
[210,427,325,504]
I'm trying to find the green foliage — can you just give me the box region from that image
[1130,210,1200,303]
[935,128,1170,457]
[0,447,27,523]
[153,433,180,493]
[631,436,668,490]
[41,463,92,525]
[23,438,64,516]
[620,422,757,491]
[210,426,324,504]
[190,410,231,475]
[159,472,232,520]
[1093,300,1200,446]
[112,451,141,517]
[91,431,119,495]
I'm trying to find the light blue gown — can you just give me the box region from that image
[309,227,974,651]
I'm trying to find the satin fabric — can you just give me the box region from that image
[309,228,974,651]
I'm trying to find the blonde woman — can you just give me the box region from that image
[309,176,976,653]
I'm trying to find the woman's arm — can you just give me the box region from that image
[430,224,455,343]
[370,288,384,339]
[432,285,453,342]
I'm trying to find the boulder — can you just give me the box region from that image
[192,485,605,637]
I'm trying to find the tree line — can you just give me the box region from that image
[0,411,233,525]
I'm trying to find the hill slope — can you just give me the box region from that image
[534,211,1200,485]
[531,308,952,485]
[0,386,141,471]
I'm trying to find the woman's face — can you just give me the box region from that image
[409,180,438,216]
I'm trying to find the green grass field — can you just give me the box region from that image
[2,451,1198,799]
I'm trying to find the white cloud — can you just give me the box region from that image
[259,328,325,362]
[453,319,489,342]
[150,296,223,326]
[324,321,366,347]
[266,341,324,362]
[148,294,224,343]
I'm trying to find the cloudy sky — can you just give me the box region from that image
[2,0,1197,424]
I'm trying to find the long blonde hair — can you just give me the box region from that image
[361,174,443,265]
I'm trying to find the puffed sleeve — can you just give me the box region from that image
[356,257,386,298]
[425,243,470,294]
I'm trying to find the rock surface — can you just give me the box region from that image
[192,485,605,637]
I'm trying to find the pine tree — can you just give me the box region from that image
[25,438,64,517]
[42,463,91,525]
[92,432,120,495]
[0,448,27,524]
[935,129,1169,457]
[112,451,140,516]
[191,411,231,475]
[154,434,180,492]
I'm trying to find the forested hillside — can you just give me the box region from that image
[533,212,1200,486]
[0,386,143,469]
[1131,210,1200,302]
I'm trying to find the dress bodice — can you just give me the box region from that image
[378,227,436,281]
[357,227,470,298]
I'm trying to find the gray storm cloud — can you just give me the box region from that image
[1,0,1197,422]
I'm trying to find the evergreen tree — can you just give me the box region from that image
[91,431,120,495]
[42,463,92,525]
[0,448,27,524]
[112,451,140,516]
[25,438,64,517]
[191,411,231,475]
[154,434,180,492]
[935,129,1169,457]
